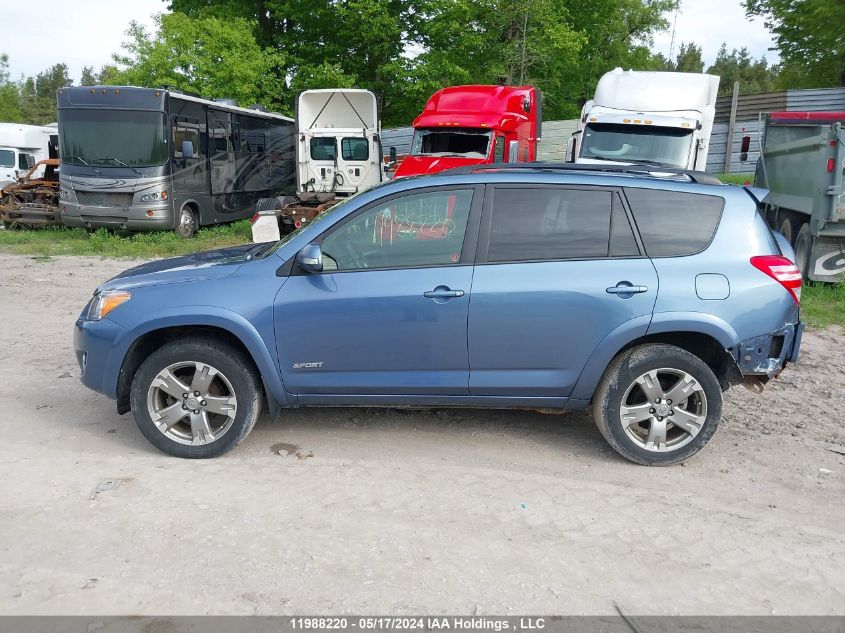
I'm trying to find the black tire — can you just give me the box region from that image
[174,205,198,238]
[778,215,795,246]
[794,223,812,280]
[254,197,283,212]
[130,338,262,458]
[593,344,723,466]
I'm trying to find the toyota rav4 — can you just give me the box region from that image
[74,164,803,465]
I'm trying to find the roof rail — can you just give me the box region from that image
[442,162,723,185]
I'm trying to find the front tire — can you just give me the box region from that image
[174,205,198,238]
[130,338,262,458]
[794,223,812,280]
[593,344,722,466]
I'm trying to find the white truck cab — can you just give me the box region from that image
[0,123,58,186]
[297,89,384,195]
[569,68,720,170]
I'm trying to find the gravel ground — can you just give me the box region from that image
[0,253,843,615]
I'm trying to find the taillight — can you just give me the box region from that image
[250,213,260,224]
[827,158,835,173]
[750,255,802,304]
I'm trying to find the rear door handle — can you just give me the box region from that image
[424,287,465,299]
[606,282,648,295]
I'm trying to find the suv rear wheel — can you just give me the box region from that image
[130,338,262,458]
[593,344,722,466]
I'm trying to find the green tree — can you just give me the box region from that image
[674,42,704,73]
[111,13,286,111]
[0,53,23,122]
[79,66,98,86]
[744,0,845,88]
[15,63,72,124]
[706,44,777,95]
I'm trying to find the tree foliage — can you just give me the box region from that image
[744,0,845,88]
[706,44,777,95]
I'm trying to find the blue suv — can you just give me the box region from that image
[74,165,803,465]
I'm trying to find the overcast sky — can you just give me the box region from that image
[3,0,779,83]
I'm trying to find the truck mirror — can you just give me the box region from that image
[389,146,397,166]
[566,135,577,163]
[181,140,194,158]
[740,135,751,163]
[523,97,531,113]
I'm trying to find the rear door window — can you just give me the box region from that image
[310,138,336,161]
[486,187,612,262]
[341,137,369,161]
[623,188,724,257]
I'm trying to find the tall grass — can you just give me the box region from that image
[0,221,252,259]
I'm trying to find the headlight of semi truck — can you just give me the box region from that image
[87,290,132,321]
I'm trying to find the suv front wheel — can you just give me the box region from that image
[593,344,722,466]
[130,338,262,458]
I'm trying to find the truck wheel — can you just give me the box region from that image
[593,344,722,466]
[794,223,812,280]
[174,205,197,238]
[129,338,263,458]
[778,216,795,245]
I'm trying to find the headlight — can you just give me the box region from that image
[87,290,132,320]
[59,186,76,201]
[140,190,168,202]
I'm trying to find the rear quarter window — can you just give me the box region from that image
[623,188,724,257]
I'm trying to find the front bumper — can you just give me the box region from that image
[735,322,803,378]
[74,315,127,398]
[61,201,173,231]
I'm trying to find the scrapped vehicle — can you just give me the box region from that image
[0,159,61,228]
[74,163,803,465]
[755,111,845,281]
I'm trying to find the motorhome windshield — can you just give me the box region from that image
[59,109,168,167]
[581,123,693,167]
[0,149,13,168]
[411,128,491,158]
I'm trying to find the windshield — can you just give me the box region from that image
[59,108,168,167]
[581,123,693,167]
[411,128,491,158]
[0,149,13,168]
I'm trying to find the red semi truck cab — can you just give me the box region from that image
[393,85,542,178]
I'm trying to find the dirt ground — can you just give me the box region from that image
[0,253,843,616]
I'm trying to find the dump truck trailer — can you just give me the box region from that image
[755,111,845,281]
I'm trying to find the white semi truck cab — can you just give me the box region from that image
[297,89,384,195]
[569,68,720,170]
[0,123,58,186]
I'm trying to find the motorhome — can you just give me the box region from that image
[57,86,296,236]
[392,85,542,177]
[0,123,58,186]
[569,68,719,170]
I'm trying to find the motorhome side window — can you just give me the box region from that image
[311,138,336,161]
[0,149,13,167]
[341,138,369,161]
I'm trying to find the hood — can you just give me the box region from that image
[97,244,258,292]
[394,155,487,178]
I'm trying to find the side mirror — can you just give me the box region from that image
[296,243,323,273]
[740,135,751,163]
[181,140,194,158]
[389,146,397,166]
[566,133,578,163]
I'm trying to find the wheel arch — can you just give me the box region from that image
[570,314,741,403]
[113,312,289,416]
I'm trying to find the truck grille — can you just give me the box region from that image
[76,192,134,207]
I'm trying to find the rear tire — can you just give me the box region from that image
[778,216,795,246]
[593,344,723,466]
[130,338,262,458]
[794,223,812,280]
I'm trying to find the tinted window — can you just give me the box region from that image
[341,137,369,161]
[488,188,612,262]
[58,108,168,167]
[321,189,473,271]
[0,149,13,168]
[311,138,336,161]
[624,188,724,257]
[610,195,640,257]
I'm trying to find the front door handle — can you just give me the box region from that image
[424,286,465,299]
[606,282,648,297]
